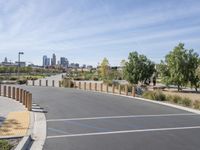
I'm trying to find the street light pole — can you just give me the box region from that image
[17,52,24,79]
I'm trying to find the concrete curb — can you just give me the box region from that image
[15,135,32,150]
[74,88,200,114]
[30,111,47,150]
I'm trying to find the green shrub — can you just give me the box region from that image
[193,100,200,109]
[10,77,18,80]
[0,140,13,150]
[171,95,182,104]
[181,98,192,107]
[142,91,155,100]
[17,79,27,85]
[142,90,166,101]
[154,90,166,101]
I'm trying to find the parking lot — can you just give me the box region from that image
[23,86,200,150]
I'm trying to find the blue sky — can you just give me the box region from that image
[0,0,200,66]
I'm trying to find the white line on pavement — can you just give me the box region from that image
[47,113,198,122]
[47,126,200,139]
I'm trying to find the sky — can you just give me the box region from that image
[0,0,200,66]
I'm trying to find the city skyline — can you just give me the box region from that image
[0,0,200,66]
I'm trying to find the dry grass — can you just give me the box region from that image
[162,89,200,102]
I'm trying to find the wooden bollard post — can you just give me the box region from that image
[3,86,6,97]
[25,91,29,108]
[89,83,91,90]
[28,93,32,111]
[100,83,103,92]
[32,80,35,86]
[59,81,61,87]
[16,88,19,101]
[23,90,26,106]
[8,86,11,98]
[46,80,48,86]
[84,82,86,90]
[39,80,41,86]
[52,80,55,87]
[20,89,23,103]
[132,86,135,97]
[119,85,121,95]
[95,83,97,91]
[78,82,81,89]
[106,84,109,93]
[0,84,1,96]
[125,85,128,96]
[12,87,15,99]
[112,85,115,93]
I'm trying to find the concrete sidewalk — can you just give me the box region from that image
[0,96,29,138]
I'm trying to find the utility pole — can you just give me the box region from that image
[18,52,24,79]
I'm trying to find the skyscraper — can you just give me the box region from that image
[51,53,56,66]
[43,55,50,67]
[60,57,69,68]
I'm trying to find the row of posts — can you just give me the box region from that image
[0,85,32,111]
[75,82,135,97]
[28,80,62,87]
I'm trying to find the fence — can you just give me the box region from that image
[0,85,32,111]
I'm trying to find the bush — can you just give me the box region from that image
[142,90,166,101]
[17,79,27,85]
[142,91,155,100]
[10,77,18,80]
[171,95,182,104]
[0,140,13,150]
[154,90,166,101]
[193,100,200,109]
[181,98,192,107]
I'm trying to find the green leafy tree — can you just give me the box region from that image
[124,51,155,84]
[160,43,200,91]
[99,58,110,79]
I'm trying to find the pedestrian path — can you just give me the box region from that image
[0,96,29,138]
[0,111,30,137]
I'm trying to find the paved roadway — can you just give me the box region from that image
[22,86,200,150]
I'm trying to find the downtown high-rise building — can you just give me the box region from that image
[43,55,50,67]
[51,53,56,66]
[60,57,69,68]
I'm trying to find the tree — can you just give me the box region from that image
[124,51,155,84]
[160,43,200,91]
[99,58,110,80]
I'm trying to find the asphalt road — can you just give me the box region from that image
[22,86,200,150]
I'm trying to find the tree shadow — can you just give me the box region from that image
[0,118,26,135]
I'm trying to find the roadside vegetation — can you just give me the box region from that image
[0,140,13,150]
[142,90,200,110]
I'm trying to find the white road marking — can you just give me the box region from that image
[47,126,200,139]
[47,113,198,122]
